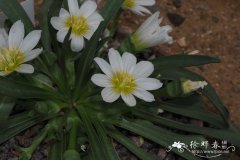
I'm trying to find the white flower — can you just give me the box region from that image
[50,0,103,52]
[122,0,155,16]
[182,80,208,94]
[0,20,42,76]
[91,48,162,107]
[131,11,173,51]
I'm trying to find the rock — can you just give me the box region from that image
[167,13,185,26]
[177,37,187,47]
[212,16,219,23]
[142,141,155,151]
[190,119,204,127]
[172,0,182,8]
[157,149,167,159]
[117,25,133,35]
[165,153,176,160]
[130,136,144,147]
[188,50,200,55]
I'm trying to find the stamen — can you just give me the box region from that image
[123,0,136,9]
[65,16,89,36]
[0,48,24,74]
[111,71,137,95]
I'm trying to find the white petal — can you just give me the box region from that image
[136,78,163,90]
[83,26,96,40]
[87,12,103,25]
[133,88,155,102]
[16,64,34,74]
[122,52,137,72]
[59,8,70,19]
[132,5,151,15]
[57,29,68,42]
[50,17,65,30]
[121,94,136,107]
[108,48,123,72]
[133,61,154,78]
[79,0,97,17]
[91,74,111,87]
[101,87,120,103]
[20,30,41,53]
[137,12,159,34]
[94,57,113,77]
[67,0,79,15]
[8,20,25,49]
[0,71,8,76]
[71,36,84,52]
[24,48,43,62]
[136,0,155,6]
[0,29,8,49]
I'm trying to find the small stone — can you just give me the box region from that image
[130,136,144,147]
[167,13,185,26]
[117,25,133,35]
[157,149,167,159]
[165,153,176,160]
[172,0,182,8]
[177,37,187,47]
[190,119,203,127]
[212,16,219,23]
[188,50,200,55]
[130,156,138,160]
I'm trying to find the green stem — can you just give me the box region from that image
[67,110,79,150]
[19,126,49,160]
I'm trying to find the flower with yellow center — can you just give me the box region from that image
[91,48,163,107]
[50,0,103,52]
[122,0,155,16]
[0,20,42,76]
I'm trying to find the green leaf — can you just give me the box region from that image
[64,150,81,160]
[0,96,16,127]
[94,120,119,160]
[152,55,220,68]
[148,95,226,128]
[109,130,155,160]
[74,0,124,99]
[155,67,229,124]
[115,119,202,160]
[133,109,240,147]
[0,77,62,100]
[48,126,67,160]
[0,0,34,33]
[77,106,105,160]
[0,112,52,143]
[39,0,55,50]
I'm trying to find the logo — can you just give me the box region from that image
[167,140,235,158]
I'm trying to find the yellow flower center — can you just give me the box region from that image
[111,71,137,95]
[123,0,136,9]
[0,48,24,74]
[65,16,89,36]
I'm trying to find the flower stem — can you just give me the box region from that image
[67,109,80,150]
[19,125,49,160]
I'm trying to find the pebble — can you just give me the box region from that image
[130,136,144,147]
[157,149,167,159]
[190,119,204,127]
[177,37,187,47]
[167,13,185,26]
[165,153,176,160]
[172,0,182,8]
